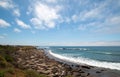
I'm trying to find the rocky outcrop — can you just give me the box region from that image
[13,48,67,77]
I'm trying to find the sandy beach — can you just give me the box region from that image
[12,46,120,77]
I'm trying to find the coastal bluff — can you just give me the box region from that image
[0,45,120,77]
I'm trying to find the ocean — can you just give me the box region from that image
[40,46,120,70]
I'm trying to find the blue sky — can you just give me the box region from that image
[0,0,120,46]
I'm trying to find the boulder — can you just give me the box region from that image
[81,66,91,69]
[72,72,81,76]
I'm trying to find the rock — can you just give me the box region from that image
[17,60,21,63]
[81,73,89,76]
[21,62,26,65]
[61,71,67,76]
[79,71,85,73]
[72,67,81,72]
[81,66,91,69]
[38,70,50,75]
[36,69,41,73]
[87,73,90,76]
[75,65,80,67]
[67,71,71,75]
[31,58,35,61]
[14,47,112,77]
[73,72,81,76]
[30,56,34,59]
[24,64,30,68]
[53,74,59,77]
[52,67,58,73]
[101,69,105,71]
[71,65,74,67]
[58,65,62,68]
[96,71,101,73]
[18,57,22,60]
[25,57,29,60]
[64,64,72,71]
[43,66,48,70]
[51,71,60,77]
[34,60,39,63]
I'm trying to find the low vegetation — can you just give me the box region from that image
[0,45,48,77]
[25,70,48,77]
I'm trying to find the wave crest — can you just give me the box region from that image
[46,50,120,71]
[58,48,88,51]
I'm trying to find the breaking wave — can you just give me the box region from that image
[45,50,120,71]
[57,47,89,51]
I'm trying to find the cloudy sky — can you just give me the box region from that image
[0,0,120,46]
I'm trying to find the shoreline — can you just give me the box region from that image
[12,46,120,77]
[44,48,120,77]
[45,49,120,71]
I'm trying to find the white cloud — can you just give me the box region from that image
[73,0,120,34]
[71,7,101,23]
[71,0,111,22]
[0,19,10,28]
[0,0,20,17]
[72,14,78,23]
[0,0,14,9]
[30,18,45,29]
[80,9,100,20]
[13,9,20,17]
[79,3,106,21]
[93,16,120,33]
[14,28,21,32]
[34,3,59,27]
[16,19,31,29]
[30,1,61,29]
[106,16,120,25]
[46,21,55,28]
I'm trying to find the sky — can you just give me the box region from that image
[0,0,120,46]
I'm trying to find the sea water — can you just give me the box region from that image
[40,46,120,70]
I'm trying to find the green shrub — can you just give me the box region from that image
[0,68,15,77]
[0,71,4,77]
[65,75,73,77]
[39,74,48,77]
[0,61,7,67]
[0,55,7,67]
[25,70,40,77]
[0,55,5,61]
[5,68,15,74]
[25,70,47,77]
[5,55,13,62]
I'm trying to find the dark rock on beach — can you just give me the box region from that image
[81,65,91,69]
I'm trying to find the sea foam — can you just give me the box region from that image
[45,50,120,71]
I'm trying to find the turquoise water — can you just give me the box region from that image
[41,46,120,70]
[49,46,120,63]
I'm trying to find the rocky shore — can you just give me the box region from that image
[12,47,120,77]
